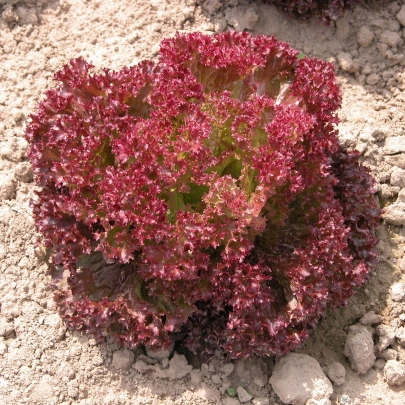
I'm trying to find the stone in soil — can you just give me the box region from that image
[376,325,397,351]
[381,348,398,361]
[224,6,258,32]
[156,353,192,380]
[111,349,135,370]
[337,52,356,73]
[220,362,235,376]
[360,311,383,326]
[396,5,405,26]
[384,154,405,170]
[383,203,405,226]
[0,318,14,338]
[395,326,405,346]
[0,172,16,201]
[344,324,375,374]
[326,361,346,386]
[14,162,32,183]
[384,360,405,386]
[384,136,405,155]
[390,167,405,188]
[203,0,222,15]
[236,386,252,403]
[366,73,380,85]
[357,26,374,47]
[390,282,405,302]
[269,353,333,405]
[380,30,403,47]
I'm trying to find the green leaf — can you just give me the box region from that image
[182,183,209,205]
[221,158,242,179]
[252,127,268,149]
[240,165,258,197]
[227,387,237,397]
[91,137,115,168]
[165,190,185,223]
[106,226,125,246]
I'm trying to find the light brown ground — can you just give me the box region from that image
[0,0,405,404]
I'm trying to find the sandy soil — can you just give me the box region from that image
[0,0,405,404]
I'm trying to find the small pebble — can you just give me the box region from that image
[220,363,235,376]
[326,362,346,386]
[0,172,17,201]
[384,360,405,386]
[360,311,383,326]
[397,5,405,26]
[357,26,374,47]
[380,30,403,47]
[14,162,33,183]
[237,387,252,403]
[381,348,398,361]
[395,327,405,346]
[111,349,134,370]
[344,324,375,374]
[366,73,380,85]
[376,325,396,351]
[390,282,405,302]
[337,52,357,73]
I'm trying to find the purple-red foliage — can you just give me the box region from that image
[265,0,359,22]
[26,31,380,359]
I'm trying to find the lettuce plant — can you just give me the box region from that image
[26,32,380,359]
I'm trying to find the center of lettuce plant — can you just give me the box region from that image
[26,32,380,359]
